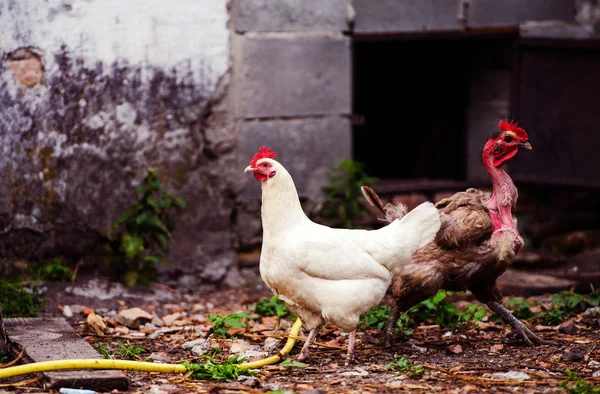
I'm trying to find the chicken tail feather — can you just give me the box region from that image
[397,201,441,250]
[361,186,407,222]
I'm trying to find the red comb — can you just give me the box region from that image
[250,146,276,167]
[498,119,528,139]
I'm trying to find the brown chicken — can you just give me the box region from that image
[362,120,548,347]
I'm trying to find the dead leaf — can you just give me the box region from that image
[489,344,504,353]
[86,313,107,336]
[461,384,479,393]
[449,366,463,373]
[448,344,463,354]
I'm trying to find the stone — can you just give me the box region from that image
[263,337,282,353]
[233,34,351,118]
[146,352,171,363]
[161,312,182,327]
[483,371,531,381]
[558,318,578,335]
[115,307,153,329]
[232,0,349,32]
[148,327,183,339]
[468,0,575,28]
[588,360,600,368]
[182,338,210,350]
[238,117,352,198]
[62,305,73,318]
[338,368,369,378]
[190,340,212,356]
[353,0,462,33]
[584,307,600,317]
[230,339,261,354]
[152,313,166,327]
[448,344,463,354]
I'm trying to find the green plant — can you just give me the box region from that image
[105,168,186,287]
[322,159,375,228]
[207,312,251,339]
[505,298,537,321]
[0,280,44,317]
[95,342,111,359]
[385,355,424,378]
[561,369,600,394]
[115,341,147,360]
[359,305,390,330]
[184,355,255,381]
[252,296,291,319]
[407,290,486,329]
[538,286,600,326]
[280,358,308,374]
[38,258,74,281]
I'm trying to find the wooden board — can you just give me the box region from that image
[4,317,128,392]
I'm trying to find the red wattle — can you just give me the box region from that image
[492,148,518,167]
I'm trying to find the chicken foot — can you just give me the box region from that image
[297,328,319,362]
[346,330,357,364]
[486,300,551,346]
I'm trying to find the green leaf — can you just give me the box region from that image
[280,358,308,368]
[136,212,169,234]
[154,232,170,251]
[121,234,144,260]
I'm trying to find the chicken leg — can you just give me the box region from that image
[297,328,319,362]
[346,330,357,364]
[486,301,551,346]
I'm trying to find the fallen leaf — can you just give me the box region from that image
[448,344,463,354]
[86,313,107,336]
[489,344,504,353]
[449,366,463,373]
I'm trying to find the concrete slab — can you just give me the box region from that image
[4,318,128,392]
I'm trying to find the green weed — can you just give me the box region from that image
[252,296,291,319]
[0,280,44,317]
[115,341,147,360]
[105,168,186,287]
[280,358,308,375]
[184,355,255,381]
[208,312,251,339]
[385,355,425,378]
[95,342,111,359]
[359,305,390,331]
[561,369,600,394]
[322,159,375,229]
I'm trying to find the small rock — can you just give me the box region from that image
[114,326,129,335]
[303,390,326,394]
[263,383,283,392]
[558,318,578,335]
[588,360,600,368]
[583,307,600,317]
[148,327,182,339]
[230,339,260,354]
[238,375,261,388]
[442,331,453,338]
[279,319,292,330]
[263,337,282,353]
[161,312,182,326]
[146,352,171,363]
[143,323,157,330]
[594,370,600,378]
[339,368,369,377]
[147,385,168,394]
[192,303,205,313]
[82,307,95,316]
[189,340,212,356]
[562,349,585,362]
[182,338,210,350]
[115,307,153,329]
[483,371,531,381]
[411,344,428,354]
[205,302,214,309]
[62,305,73,318]
[151,313,165,327]
[534,325,554,332]
[448,344,463,354]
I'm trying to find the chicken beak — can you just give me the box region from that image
[519,142,533,150]
[244,166,255,173]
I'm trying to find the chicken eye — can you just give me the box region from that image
[504,136,513,143]
[262,163,268,167]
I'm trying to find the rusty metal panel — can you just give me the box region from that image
[512,44,600,187]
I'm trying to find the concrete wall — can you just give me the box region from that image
[0,0,235,287]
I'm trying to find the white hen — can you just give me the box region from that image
[244,147,441,362]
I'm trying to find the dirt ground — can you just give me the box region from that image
[4,275,600,394]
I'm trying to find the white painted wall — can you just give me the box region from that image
[0,0,229,91]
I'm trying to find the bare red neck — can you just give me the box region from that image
[482,151,517,231]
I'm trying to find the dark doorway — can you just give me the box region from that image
[353,35,516,182]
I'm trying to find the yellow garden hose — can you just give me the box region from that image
[0,318,303,380]
[238,317,302,370]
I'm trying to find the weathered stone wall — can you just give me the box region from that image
[0,0,235,287]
